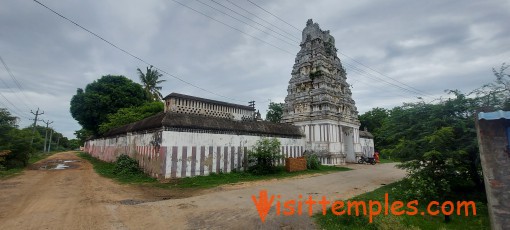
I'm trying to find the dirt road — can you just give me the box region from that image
[0,152,405,230]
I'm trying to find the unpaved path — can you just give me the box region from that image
[0,152,405,230]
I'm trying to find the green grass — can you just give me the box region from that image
[78,152,157,184]
[379,158,398,163]
[0,167,24,179]
[314,181,490,230]
[0,151,59,179]
[29,151,59,164]
[164,165,350,189]
[78,152,350,189]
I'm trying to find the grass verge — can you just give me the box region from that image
[78,152,350,189]
[78,152,157,184]
[314,181,490,230]
[0,151,60,179]
[163,164,350,189]
[0,168,24,179]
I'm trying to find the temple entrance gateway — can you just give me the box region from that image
[282,19,362,164]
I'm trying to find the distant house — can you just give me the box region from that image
[475,110,510,229]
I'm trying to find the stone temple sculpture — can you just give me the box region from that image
[282,19,362,164]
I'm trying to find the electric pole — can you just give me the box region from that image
[42,120,53,152]
[56,136,60,151]
[47,128,54,152]
[29,108,44,148]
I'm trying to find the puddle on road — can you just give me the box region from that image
[37,159,80,170]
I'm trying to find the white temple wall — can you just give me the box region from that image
[85,130,306,179]
[360,137,375,158]
[293,120,361,163]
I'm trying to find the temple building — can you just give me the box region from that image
[282,19,363,164]
[84,93,305,179]
[83,19,374,179]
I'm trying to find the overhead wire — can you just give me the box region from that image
[195,0,296,47]
[246,0,302,32]
[34,0,429,104]
[243,0,431,99]
[33,0,248,104]
[224,0,299,40]
[208,0,300,43]
[0,56,39,110]
[171,0,295,55]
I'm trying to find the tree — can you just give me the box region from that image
[247,138,283,175]
[265,102,284,123]
[70,75,150,135]
[99,101,164,134]
[358,107,389,150]
[0,109,33,169]
[137,66,166,101]
[471,63,510,110]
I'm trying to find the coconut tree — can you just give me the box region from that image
[137,65,166,101]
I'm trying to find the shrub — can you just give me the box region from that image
[304,153,321,170]
[248,138,283,175]
[113,155,142,176]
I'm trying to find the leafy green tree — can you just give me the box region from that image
[137,66,166,101]
[471,63,510,110]
[0,108,17,140]
[67,139,81,150]
[3,128,32,168]
[70,75,150,135]
[74,128,93,146]
[0,109,34,169]
[358,107,389,150]
[99,101,163,134]
[265,102,284,123]
[248,138,283,175]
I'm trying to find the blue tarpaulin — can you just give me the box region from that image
[478,110,510,120]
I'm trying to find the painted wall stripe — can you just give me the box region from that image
[200,146,205,176]
[171,146,177,178]
[181,146,187,178]
[191,146,197,177]
[216,146,221,173]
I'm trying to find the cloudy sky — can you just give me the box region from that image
[1,0,509,138]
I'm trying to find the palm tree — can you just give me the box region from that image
[137,65,166,101]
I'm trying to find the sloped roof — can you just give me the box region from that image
[103,112,303,138]
[478,110,510,120]
[359,130,374,139]
[163,93,255,111]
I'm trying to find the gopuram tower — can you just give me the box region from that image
[282,19,361,164]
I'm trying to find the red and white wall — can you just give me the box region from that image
[84,129,305,179]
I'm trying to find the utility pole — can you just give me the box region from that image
[42,120,53,152]
[47,128,54,152]
[56,136,60,151]
[249,101,255,120]
[29,108,44,148]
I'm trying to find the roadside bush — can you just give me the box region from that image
[248,138,283,175]
[304,153,321,170]
[113,155,142,176]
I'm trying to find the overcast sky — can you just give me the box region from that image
[1,0,509,138]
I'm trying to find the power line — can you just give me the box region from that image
[239,1,431,98]
[196,0,296,46]
[171,0,294,55]
[0,55,39,109]
[208,0,300,43]
[246,0,301,31]
[337,52,431,97]
[0,90,30,119]
[224,0,299,40]
[32,0,248,104]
